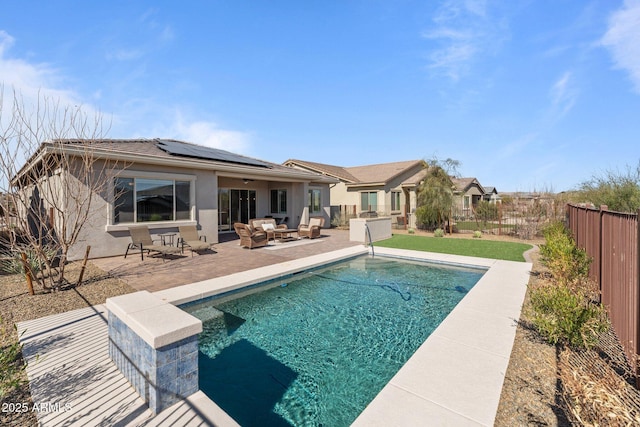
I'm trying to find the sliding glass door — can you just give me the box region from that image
[218,189,256,231]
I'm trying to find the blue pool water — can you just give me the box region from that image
[183,255,484,426]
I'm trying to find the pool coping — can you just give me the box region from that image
[155,245,530,426]
[18,246,531,426]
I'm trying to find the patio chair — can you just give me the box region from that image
[178,225,212,256]
[233,223,268,249]
[298,217,324,239]
[124,226,181,261]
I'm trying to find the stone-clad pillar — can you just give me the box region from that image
[106,291,203,414]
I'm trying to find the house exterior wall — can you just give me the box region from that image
[334,163,424,218]
[62,159,331,260]
[453,182,485,216]
[69,159,218,260]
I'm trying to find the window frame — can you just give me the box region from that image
[109,171,196,231]
[308,188,322,214]
[270,189,287,214]
[360,191,378,212]
[391,191,402,212]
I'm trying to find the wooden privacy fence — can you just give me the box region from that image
[566,203,640,373]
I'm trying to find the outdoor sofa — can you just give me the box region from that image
[249,218,288,242]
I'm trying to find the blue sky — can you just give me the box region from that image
[1,1,639,192]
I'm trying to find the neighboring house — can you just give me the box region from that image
[451,177,486,218]
[13,139,336,259]
[283,159,427,227]
[483,186,501,204]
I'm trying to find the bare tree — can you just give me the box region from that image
[0,87,119,291]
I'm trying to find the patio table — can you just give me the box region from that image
[275,228,298,242]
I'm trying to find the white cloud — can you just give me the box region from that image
[423,0,505,81]
[2,30,249,156]
[167,112,252,154]
[0,30,15,56]
[549,71,577,118]
[0,30,96,136]
[601,0,640,93]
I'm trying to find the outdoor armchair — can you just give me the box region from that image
[298,217,324,239]
[125,226,181,261]
[233,223,268,249]
[178,225,212,256]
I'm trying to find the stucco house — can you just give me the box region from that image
[283,159,427,227]
[451,177,495,218]
[482,186,501,204]
[12,139,336,259]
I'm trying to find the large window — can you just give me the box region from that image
[270,189,287,214]
[308,188,321,214]
[360,191,378,212]
[463,195,471,210]
[391,191,401,211]
[114,177,192,224]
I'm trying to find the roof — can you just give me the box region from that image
[451,177,486,194]
[15,139,337,184]
[484,186,498,194]
[282,159,359,183]
[284,159,427,186]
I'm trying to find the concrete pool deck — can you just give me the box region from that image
[18,244,532,426]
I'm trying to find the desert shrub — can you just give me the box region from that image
[539,221,591,287]
[531,220,608,348]
[529,283,608,348]
[0,320,26,399]
[433,228,444,237]
[475,200,498,222]
[330,212,354,229]
[1,247,56,276]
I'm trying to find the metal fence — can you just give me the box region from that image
[331,196,563,239]
[566,203,640,372]
[449,200,562,239]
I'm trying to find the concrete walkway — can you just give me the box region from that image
[18,230,533,426]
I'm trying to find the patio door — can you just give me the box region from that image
[219,189,256,231]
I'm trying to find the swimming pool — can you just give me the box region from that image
[183,255,484,426]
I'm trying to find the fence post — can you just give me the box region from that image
[636,209,640,387]
[599,205,607,301]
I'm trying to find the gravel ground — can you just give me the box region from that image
[0,261,135,427]
[1,235,636,426]
[494,249,573,426]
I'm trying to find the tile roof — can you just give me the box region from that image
[283,159,359,182]
[452,177,486,194]
[345,160,425,185]
[284,159,426,185]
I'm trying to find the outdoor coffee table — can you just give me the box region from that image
[275,228,298,242]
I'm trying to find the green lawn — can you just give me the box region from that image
[375,234,533,262]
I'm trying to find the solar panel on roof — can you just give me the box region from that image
[155,139,271,168]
